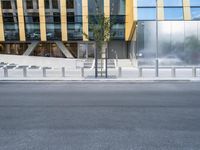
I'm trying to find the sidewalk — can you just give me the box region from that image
[0,67,200,82]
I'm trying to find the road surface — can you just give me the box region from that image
[0,82,200,150]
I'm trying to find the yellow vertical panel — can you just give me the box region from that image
[104,0,110,40]
[183,0,191,20]
[0,2,5,41]
[60,0,67,41]
[82,0,88,41]
[157,0,164,20]
[17,0,26,41]
[125,0,134,41]
[104,0,110,17]
[39,0,47,41]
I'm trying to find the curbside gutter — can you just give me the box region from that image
[0,77,200,83]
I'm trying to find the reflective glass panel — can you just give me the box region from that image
[164,8,183,20]
[138,8,156,20]
[190,0,200,6]
[191,8,200,20]
[137,0,156,7]
[164,0,182,6]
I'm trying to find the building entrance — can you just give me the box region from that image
[78,43,95,59]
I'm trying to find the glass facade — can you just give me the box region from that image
[137,0,156,21]
[67,0,83,41]
[2,0,19,41]
[190,0,200,6]
[23,0,40,41]
[45,0,61,40]
[164,0,183,20]
[137,0,156,7]
[191,8,200,20]
[191,0,200,20]
[138,8,156,20]
[110,0,125,40]
[164,0,183,6]
[164,8,184,20]
[88,0,104,39]
[136,21,200,66]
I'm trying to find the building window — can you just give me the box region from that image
[26,0,33,9]
[164,0,183,6]
[52,0,58,9]
[191,8,200,20]
[2,0,12,9]
[137,0,156,7]
[138,8,156,20]
[190,0,200,6]
[164,8,183,20]
[45,0,50,9]
[67,0,74,9]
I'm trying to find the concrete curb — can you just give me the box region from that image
[0,78,200,83]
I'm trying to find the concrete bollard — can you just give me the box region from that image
[62,67,65,77]
[138,67,142,77]
[3,67,8,77]
[171,67,176,78]
[192,67,197,77]
[42,68,47,77]
[23,67,27,77]
[81,67,84,78]
[118,67,122,78]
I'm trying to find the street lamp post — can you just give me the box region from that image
[155,0,159,77]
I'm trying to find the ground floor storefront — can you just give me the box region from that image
[0,41,129,59]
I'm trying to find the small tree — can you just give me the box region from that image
[83,0,115,77]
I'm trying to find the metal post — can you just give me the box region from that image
[155,59,159,77]
[155,0,159,77]
[118,67,122,78]
[139,67,142,77]
[171,67,176,78]
[192,67,197,77]
[105,47,108,78]
[62,67,65,77]
[43,68,46,77]
[81,67,84,78]
[95,43,98,78]
[3,67,8,77]
[23,67,27,77]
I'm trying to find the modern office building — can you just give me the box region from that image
[0,0,200,65]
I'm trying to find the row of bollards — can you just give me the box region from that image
[2,67,85,78]
[1,66,199,78]
[137,67,198,78]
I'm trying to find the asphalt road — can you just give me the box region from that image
[0,82,200,150]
